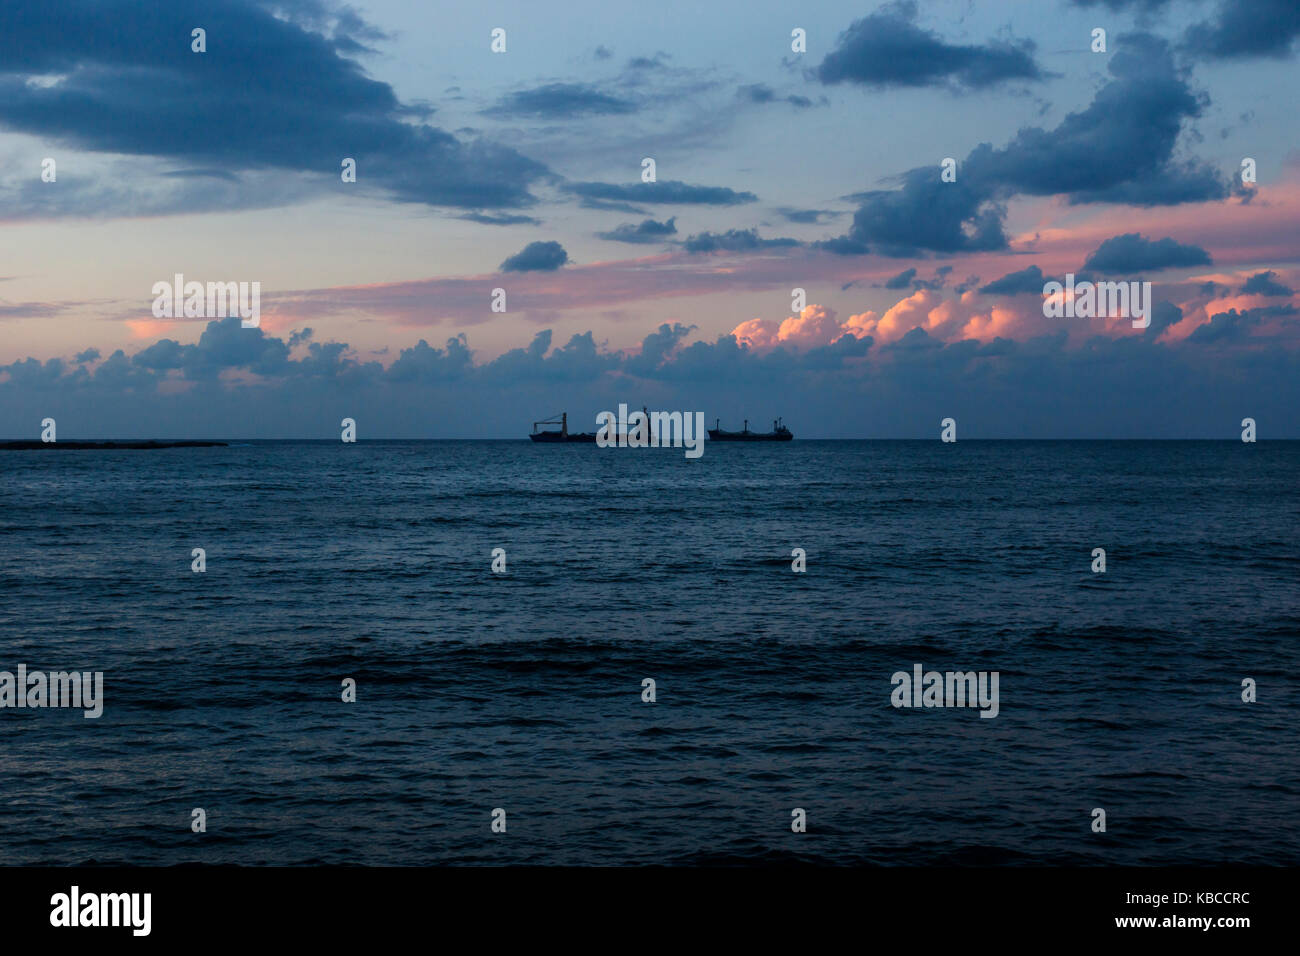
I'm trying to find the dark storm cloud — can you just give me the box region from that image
[682,229,799,253]
[486,83,637,118]
[816,1,1044,90]
[1241,270,1295,296]
[564,181,758,207]
[500,241,569,272]
[597,218,678,244]
[979,264,1048,295]
[821,33,1228,256]
[0,0,548,210]
[1081,233,1212,273]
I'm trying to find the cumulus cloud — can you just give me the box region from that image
[6,304,1300,438]
[1241,270,1295,296]
[1189,304,1298,344]
[732,304,855,349]
[817,1,1043,90]
[822,33,1229,256]
[1081,233,1212,273]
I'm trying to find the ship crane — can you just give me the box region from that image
[532,412,568,437]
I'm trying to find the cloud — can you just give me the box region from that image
[737,83,818,108]
[597,218,678,244]
[8,304,1300,438]
[823,33,1228,256]
[731,305,861,350]
[816,1,1044,90]
[459,212,542,226]
[0,300,74,319]
[1081,233,1212,273]
[883,267,918,289]
[778,208,839,224]
[1241,270,1295,296]
[834,174,1009,256]
[814,236,871,256]
[979,264,1047,295]
[127,317,299,380]
[1186,0,1300,60]
[626,53,670,71]
[682,229,799,253]
[0,0,548,211]
[486,83,637,118]
[500,241,569,272]
[1189,304,1298,344]
[385,333,474,382]
[1070,0,1172,9]
[1148,300,1184,336]
[563,180,757,206]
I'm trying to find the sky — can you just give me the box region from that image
[1,0,1299,437]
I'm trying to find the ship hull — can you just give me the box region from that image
[529,431,597,443]
[707,430,793,441]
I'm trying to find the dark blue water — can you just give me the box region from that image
[1,440,1297,865]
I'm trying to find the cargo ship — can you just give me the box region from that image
[529,412,597,443]
[707,418,793,441]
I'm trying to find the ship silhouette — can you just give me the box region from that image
[529,412,597,442]
[530,411,793,442]
[707,417,793,441]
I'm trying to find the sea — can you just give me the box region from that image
[1,440,1297,866]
